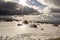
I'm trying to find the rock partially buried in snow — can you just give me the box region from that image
[23,20,29,24]
[41,28,44,30]
[47,37,60,40]
[53,24,59,27]
[17,23,22,26]
[30,24,37,28]
[17,20,29,26]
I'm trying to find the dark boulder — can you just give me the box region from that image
[53,24,59,27]
[17,23,22,26]
[23,20,29,24]
[31,24,37,28]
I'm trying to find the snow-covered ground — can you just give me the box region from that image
[0,21,60,40]
[0,15,60,40]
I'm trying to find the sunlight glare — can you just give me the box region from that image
[4,0,13,2]
[18,0,27,6]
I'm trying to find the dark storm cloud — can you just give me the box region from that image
[0,2,18,9]
[43,7,60,20]
[49,8,60,18]
[0,2,37,15]
[53,14,60,18]
[0,2,19,15]
[0,0,4,2]
[50,8,60,13]
[21,6,37,15]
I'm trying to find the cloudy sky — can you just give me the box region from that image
[0,0,60,21]
[0,0,46,15]
[39,0,60,20]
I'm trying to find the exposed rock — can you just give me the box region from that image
[23,20,29,24]
[31,24,37,28]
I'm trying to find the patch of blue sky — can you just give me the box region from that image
[26,0,47,9]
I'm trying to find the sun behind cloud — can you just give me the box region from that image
[18,0,27,6]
